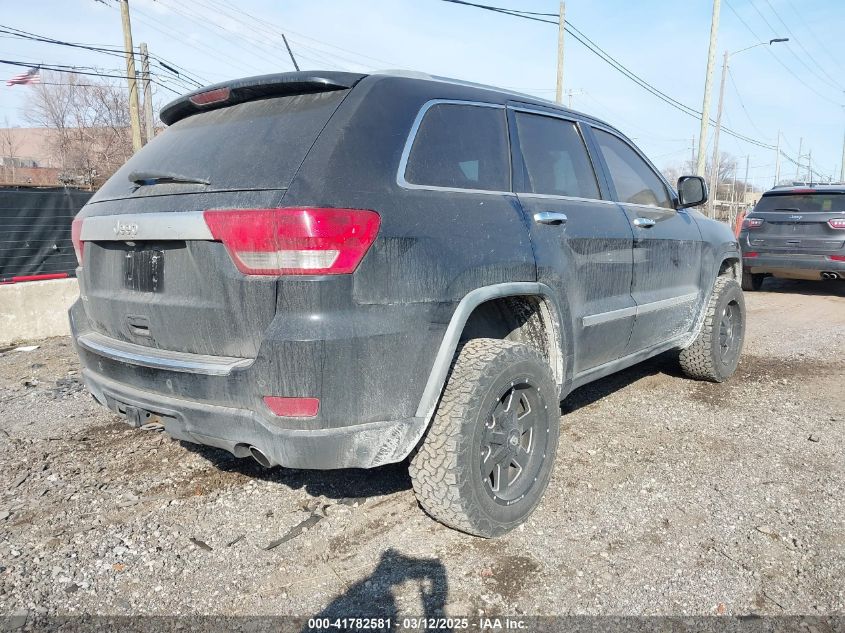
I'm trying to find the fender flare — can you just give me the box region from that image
[679,242,742,349]
[413,282,571,423]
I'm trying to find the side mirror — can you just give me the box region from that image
[677,176,708,209]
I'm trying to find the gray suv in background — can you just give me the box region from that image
[739,185,845,290]
[69,71,745,536]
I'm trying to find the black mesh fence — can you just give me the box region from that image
[0,186,93,283]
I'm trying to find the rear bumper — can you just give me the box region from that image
[743,253,845,278]
[81,368,425,469]
[69,298,435,469]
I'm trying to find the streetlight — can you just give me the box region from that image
[707,38,789,217]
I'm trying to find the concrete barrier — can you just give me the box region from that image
[0,278,79,346]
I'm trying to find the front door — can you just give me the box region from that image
[589,127,705,353]
[509,108,636,373]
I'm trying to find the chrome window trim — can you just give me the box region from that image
[80,212,213,241]
[77,332,252,376]
[515,192,618,206]
[582,292,698,327]
[396,99,513,196]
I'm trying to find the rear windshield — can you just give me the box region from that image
[94,90,348,201]
[755,193,845,213]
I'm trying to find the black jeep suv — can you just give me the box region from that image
[69,71,745,537]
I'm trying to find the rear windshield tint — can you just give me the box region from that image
[755,193,845,213]
[95,91,348,200]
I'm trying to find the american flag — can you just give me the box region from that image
[6,66,41,86]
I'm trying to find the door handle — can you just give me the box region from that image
[533,212,568,225]
[632,217,656,228]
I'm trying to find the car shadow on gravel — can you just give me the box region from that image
[561,352,684,414]
[181,441,413,500]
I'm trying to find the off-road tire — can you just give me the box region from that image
[409,338,559,538]
[741,270,765,291]
[679,276,746,382]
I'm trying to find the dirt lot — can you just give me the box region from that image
[1,278,843,620]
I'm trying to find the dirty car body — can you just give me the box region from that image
[69,71,743,536]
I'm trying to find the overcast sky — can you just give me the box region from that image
[1,0,843,188]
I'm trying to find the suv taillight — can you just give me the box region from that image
[71,218,84,265]
[828,218,845,230]
[743,217,764,230]
[203,208,380,275]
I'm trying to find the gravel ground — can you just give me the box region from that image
[0,278,843,620]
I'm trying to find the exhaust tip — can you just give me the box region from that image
[821,272,840,280]
[248,445,272,468]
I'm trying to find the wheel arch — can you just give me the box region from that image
[414,283,570,423]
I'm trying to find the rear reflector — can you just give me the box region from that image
[743,217,764,229]
[828,255,845,262]
[203,208,380,275]
[189,87,230,106]
[744,252,759,258]
[71,218,84,265]
[263,396,320,418]
[828,218,845,230]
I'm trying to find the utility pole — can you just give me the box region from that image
[691,136,696,172]
[742,154,749,208]
[795,137,803,182]
[707,50,729,218]
[119,0,142,153]
[839,121,845,183]
[555,1,566,105]
[774,130,781,187]
[281,33,300,71]
[696,0,721,177]
[807,150,812,184]
[139,43,155,145]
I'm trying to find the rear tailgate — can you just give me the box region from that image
[745,191,845,253]
[75,85,354,358]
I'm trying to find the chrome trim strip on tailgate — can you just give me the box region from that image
[77,332,252,376]
[80,212,213,241]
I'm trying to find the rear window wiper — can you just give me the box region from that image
[128,170,210,186]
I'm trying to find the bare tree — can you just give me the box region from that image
[25,72,133,187]
[0,116,22,184]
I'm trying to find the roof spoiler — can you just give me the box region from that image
[159,71,367,126]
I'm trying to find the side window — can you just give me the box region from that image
[404,103,509,191]
[593,129,673,209]
[514,112,601,199]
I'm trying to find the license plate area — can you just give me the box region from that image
[123,248,164,292]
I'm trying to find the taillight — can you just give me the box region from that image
[203,208,380,275]
[743,217,764,230]
[744,252,759,258]
[71,217,84,265]
[828,218,845,230]
[189,87,230,106]
[828,255,845,262]
[263,397,320,418]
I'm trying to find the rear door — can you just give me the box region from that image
[76,89,351,358]
[745,190,845,255]
[509,107,636,373]
[589,127,704,354]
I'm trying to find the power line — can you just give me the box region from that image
[0,58,180,94]
[438,0,780,152]
[0,23,205,91]
[750,0,842,91]
[782,0,845,75]
[723,0,840,106]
